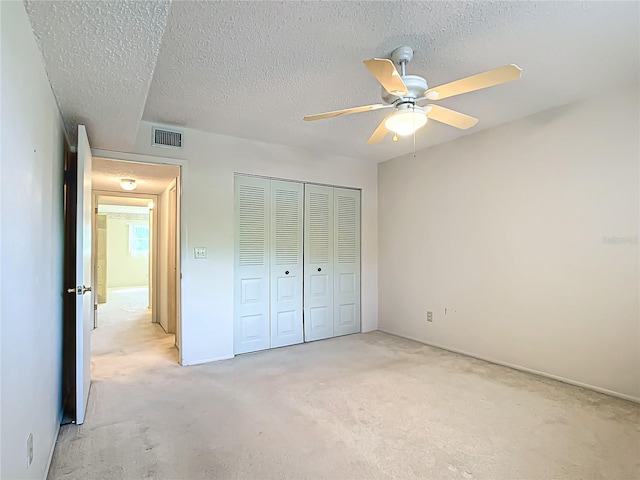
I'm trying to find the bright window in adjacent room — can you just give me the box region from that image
[129,223,150,255]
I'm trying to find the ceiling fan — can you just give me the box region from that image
[303,46,522,144]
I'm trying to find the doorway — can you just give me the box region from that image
[91,157,181,361]
[95,198,153,329]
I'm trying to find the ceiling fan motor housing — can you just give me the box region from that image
[381,74,428,104]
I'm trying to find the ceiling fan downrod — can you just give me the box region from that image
[390,45,414,76]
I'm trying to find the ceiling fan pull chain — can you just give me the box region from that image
[413,123,416,153]
[413,102,417,153]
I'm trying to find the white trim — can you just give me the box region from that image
[181,355,234,366]
[91,148,187,168]
[377,329,640,404]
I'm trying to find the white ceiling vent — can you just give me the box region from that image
[152,126,183,149]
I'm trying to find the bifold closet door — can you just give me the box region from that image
[235,176,359,353]
[304,184,334,341]
[270,181,304,348]
[333,188,361,336]
[234,176,270,354]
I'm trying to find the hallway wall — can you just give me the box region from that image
[105,214,149,288]
[1,2,67,478]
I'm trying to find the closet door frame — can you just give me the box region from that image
[234,174,362,354]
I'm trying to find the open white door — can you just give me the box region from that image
[74,125,93,424]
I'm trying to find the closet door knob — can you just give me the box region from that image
[317,267,322,272]
[285,271,289,275]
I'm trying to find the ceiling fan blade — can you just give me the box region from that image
[424,64,522,100]
[363,58,409,96]
[303,103,391,121]
[426,105,478,130]
[366,114,392,144]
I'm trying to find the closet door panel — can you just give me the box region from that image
[234,176,271,354]
[270,180,304,348]
[304,184,334,341]
[333,188,361,336]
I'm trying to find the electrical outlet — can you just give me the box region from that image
[427,311,433,322]
[194,247,207,259]
[27,433,33,467]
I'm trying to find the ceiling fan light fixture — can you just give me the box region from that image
[385,107,428,136]
[120,178,137,191]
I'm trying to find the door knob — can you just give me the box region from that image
[67,285,92,295]
[317,268,322,272]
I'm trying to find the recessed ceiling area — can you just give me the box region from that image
[24,1,639,162]
[92,157,179,194]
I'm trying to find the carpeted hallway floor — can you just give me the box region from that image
[48,290,639,479]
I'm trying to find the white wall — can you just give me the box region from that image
[1,2,66,478]
[105,215,149,288]
[378,86,640,401]
[129,122,378,365]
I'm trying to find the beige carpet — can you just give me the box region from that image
[49,292,639,479]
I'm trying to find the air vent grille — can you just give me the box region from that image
[152,127,183,148]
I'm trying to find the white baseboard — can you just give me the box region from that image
[377,329,640,404]
[181,355,234,366]
[45,413,62,478]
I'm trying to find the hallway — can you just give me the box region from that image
[93,287,177,370]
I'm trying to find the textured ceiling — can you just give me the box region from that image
[93,157,179,194]
[24,0,170,150]
[25,1,639,162]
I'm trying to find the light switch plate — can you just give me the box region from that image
[194,247,207,259]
